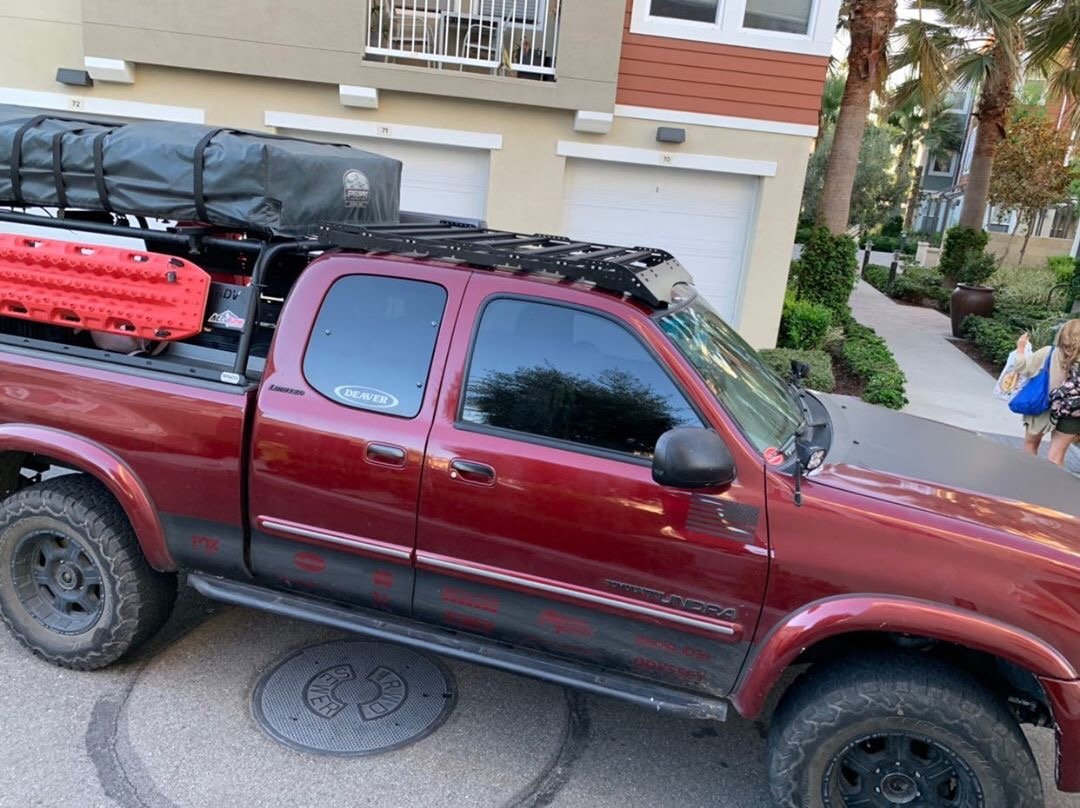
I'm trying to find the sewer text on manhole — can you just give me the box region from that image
[253,640,455,756]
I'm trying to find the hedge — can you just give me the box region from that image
[890,266,949,308]
[793,227,858,323]
[960,316,1016,367]
[759,348,835,393]
[939,226,989,284]
[778,293,833,350]
[838,322,908,409]
[863,265,890,293]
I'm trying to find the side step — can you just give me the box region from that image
[189,573,729,721]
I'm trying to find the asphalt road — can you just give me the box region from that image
[1,582,1076,808]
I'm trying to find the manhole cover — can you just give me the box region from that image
[252,640,456,756]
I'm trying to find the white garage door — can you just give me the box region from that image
[298,134,491,222]
[562,159,757,323]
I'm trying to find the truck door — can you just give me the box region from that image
[415,276,769,696]
[248,256,467,614]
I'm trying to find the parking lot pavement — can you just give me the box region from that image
[1,585,1077,808]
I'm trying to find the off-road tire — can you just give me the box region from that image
[0,475,177,669]
[767,651,1044,808]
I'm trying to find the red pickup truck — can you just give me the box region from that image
[0,212,1077,808]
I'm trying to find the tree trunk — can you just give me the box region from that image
[816,0,898,234]
[893,136,914,219]
[959,39,1017,230]
[1018,212,1034,266]
[903,165,923,231]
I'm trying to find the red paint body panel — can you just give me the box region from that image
[3,249,1080,790]
[0,351,247,569]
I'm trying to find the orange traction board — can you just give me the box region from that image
[0,234,212,341]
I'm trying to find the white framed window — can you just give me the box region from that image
[630,0,839,56]
[928,149,958,177]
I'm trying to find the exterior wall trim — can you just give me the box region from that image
[264,110,503,151]
[0,87,205,123]
[614,104,818,138]
[556,140,777,178]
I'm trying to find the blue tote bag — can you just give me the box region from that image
[1009,348,1054,415]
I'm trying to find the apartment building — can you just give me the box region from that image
[1,0,840,345]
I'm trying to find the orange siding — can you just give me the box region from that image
[616,5,829,126]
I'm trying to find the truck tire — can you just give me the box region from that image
[0,475,177,669]
[766,651,1044,808]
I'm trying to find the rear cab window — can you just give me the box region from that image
[303,275,447,418]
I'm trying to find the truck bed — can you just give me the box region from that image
[0,345,250,570]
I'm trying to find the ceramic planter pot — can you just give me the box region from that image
[950,284,995,338]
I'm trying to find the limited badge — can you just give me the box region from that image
[343,169,370,209]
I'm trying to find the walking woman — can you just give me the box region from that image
[1015,319,1080,466]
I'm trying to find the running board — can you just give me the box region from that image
[188,573,729,721]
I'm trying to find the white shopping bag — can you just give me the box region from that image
[994,346,1032,402]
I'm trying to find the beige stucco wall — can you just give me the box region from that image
[0,8,812,347]
[987,232,1075,269]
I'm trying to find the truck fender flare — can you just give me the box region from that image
[730,594,1076,719]
[0,423,175,571]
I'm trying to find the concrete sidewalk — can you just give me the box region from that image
[849,281,1080,472]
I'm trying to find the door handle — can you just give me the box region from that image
[365,442,407,468]
[449,458,496,485]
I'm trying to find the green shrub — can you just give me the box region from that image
[838,322,908,409]
[957,252,998,287]
[890,265,948,307]
[793,227,858,322]
[939,226,989,284]
[778,293,833,350]
[910,230,944,248]
[880,215,903,238]
[863,264,891,293]
[1049,255,1076,284]
[1070,257,1080,311]
[759,348,835,392]
[960,316,1016,366]
[857,236,917,255]
[794,225,814,244]
[991,262,1060,306]
[991,299,1056,332]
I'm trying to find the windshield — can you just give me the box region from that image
[659,289,804,454]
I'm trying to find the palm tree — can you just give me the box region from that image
[816,0,898,234]
[884,85,967,229]
[892,0,1047,231]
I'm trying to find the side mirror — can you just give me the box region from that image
[652,428,736,489]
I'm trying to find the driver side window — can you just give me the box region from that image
[460,298,703,458]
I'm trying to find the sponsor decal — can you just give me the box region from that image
[634,634,711,662]
[538,609,594,638]
[442,610,496,634]
[293,551,326,574]
[343,169,371,209]
[373,570,395,589]
[191,535,220,554]
[631,657,707,685]
[207,309,246,330]
[441,586,500,614]
[268,384,305,396]
[334,385,399,410]
[763,446,786,466]
[603,579,738,622]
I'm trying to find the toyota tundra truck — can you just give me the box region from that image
[0,210,1077,808]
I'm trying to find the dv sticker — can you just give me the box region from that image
[334,385,400,410]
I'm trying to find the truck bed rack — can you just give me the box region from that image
[319,222,693,309]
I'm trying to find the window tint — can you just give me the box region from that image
[462,299,703,457]
[742,0,811,33]
[650,0,719,22]
[304,276,447,418]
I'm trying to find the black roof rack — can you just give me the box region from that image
[318,221,694,309]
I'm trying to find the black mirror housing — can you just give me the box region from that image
[652,428,737,489]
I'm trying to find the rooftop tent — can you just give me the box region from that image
[0,106,402,235]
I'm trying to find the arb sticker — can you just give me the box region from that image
[763,447,786,466]
[343,169,370,209]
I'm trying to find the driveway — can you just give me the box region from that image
[0,581,1075,808]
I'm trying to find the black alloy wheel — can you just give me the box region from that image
[824,731,983,807]
[11,530,105,634]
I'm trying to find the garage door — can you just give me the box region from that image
[561,159,756,324]
[291,134,491,222]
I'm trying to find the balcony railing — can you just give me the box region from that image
[366,0,561,79]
